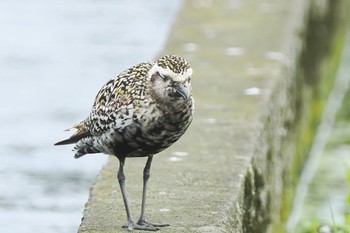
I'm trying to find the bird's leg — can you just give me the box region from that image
[118,157,162,231]
[117,158,135,230]
[138,156,152,223]
[137,156,170,229]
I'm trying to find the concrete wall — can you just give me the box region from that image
[77,0,349,232]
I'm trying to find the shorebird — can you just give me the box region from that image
[55,55,194,231]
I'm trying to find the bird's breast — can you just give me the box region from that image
[103,99,193,158]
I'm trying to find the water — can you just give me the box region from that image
[0,1,182,232]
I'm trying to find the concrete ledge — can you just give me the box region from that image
[77,0,349,232]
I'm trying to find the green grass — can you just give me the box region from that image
[299,169,350,233]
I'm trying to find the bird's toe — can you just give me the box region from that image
[137,220,170,228]
[122,221,162,231]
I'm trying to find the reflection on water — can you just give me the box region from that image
[0,1,182,232]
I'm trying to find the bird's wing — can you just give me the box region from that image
[54,62,152,145]
[54,78,133,145]
[86,76,139,135]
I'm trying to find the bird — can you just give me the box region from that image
[54,55,194,231]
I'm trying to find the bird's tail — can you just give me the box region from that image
[54,131,91,146]
[54,121,90,146]
[55,123,104,158]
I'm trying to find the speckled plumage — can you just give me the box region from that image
[55,55,194,231]
[56,55,193,159]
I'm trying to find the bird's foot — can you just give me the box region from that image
[137,220,170,228]
[122,220,169,231]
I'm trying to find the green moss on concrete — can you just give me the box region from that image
[295,23,350,230]
[241,167,270,233]
[281,0,349,229]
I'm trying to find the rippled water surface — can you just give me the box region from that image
[0,1,182,232]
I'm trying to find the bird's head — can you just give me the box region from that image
[148,55,193,104]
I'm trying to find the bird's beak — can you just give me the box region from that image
[175,83,190,99]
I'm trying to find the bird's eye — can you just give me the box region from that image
[159,73,169,81]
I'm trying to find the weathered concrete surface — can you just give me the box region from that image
[77,0,349,232]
